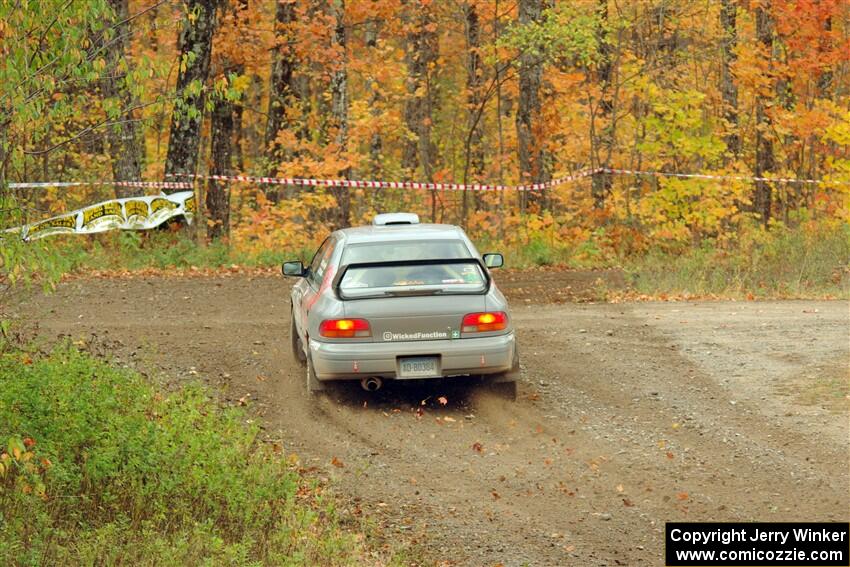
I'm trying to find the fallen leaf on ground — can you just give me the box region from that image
[331,456,344,468]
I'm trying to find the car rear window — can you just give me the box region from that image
[338,261,486,298]
[341,240,471,265]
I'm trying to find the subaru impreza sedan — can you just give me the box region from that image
[282,213,519,398]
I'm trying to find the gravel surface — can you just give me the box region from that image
[17,274,849,566]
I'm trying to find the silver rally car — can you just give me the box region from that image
[282,213,519,397]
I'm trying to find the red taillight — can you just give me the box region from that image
[319,319,371,338]
[461,312,507,333]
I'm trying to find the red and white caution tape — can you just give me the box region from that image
[167,169,598,191]
[600,168,847,186]
[171,167,846,189]
[8,180,193,189]
[9,167,846,193]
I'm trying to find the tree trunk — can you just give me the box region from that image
[329,0,350,229]
[516,0,549,213]
[0,118,8,193]
[462,0,485,223]
[817,15,833,97]
[720,0,739,158]
[207,100,232,239]
[103,0,144,197]
[365,12,382,178]
[402,0,438,182]
[263,0,298,201]
[754,4,775,227]
[233,101,245,172]
[206,0,247,240]
[164,0,218,184]
[265,0,297,164]
[590,0,612,210]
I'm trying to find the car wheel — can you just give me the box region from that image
[306,355,325,394]
[290,311,307,366]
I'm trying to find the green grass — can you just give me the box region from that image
[624,223,850,298]
[0,345,403,566]
[26,230,304,273]
[3,220,848,299]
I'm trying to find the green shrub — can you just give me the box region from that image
[0,346,373,566]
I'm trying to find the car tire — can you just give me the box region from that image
[306,355,325,394]
[290,311,307,366]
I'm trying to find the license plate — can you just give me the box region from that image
[397,356,440,379]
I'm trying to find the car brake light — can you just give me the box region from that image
[461,312,507,333]
[319,318,371,338]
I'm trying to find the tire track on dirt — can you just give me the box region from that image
[17,276,848,566]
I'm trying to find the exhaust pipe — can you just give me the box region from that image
[360,377,383,392]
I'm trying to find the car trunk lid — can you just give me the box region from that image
[343,295,486,343]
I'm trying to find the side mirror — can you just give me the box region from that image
[282,261,307,277]
[483,253,504,268]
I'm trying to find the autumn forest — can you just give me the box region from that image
[1,5,849,564]
[2,0,849,265]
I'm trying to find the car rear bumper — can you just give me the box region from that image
[308,332,516,381]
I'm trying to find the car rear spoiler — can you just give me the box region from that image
[331,258,491,300]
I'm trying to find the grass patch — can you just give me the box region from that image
[783,362,850,413]
[0,345,403,566]
[3,219,847,299]
[17,229,307,275]
[624,223,850,298]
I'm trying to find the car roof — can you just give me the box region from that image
[337,223,467,245]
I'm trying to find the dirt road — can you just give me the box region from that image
[17,273,849,566]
